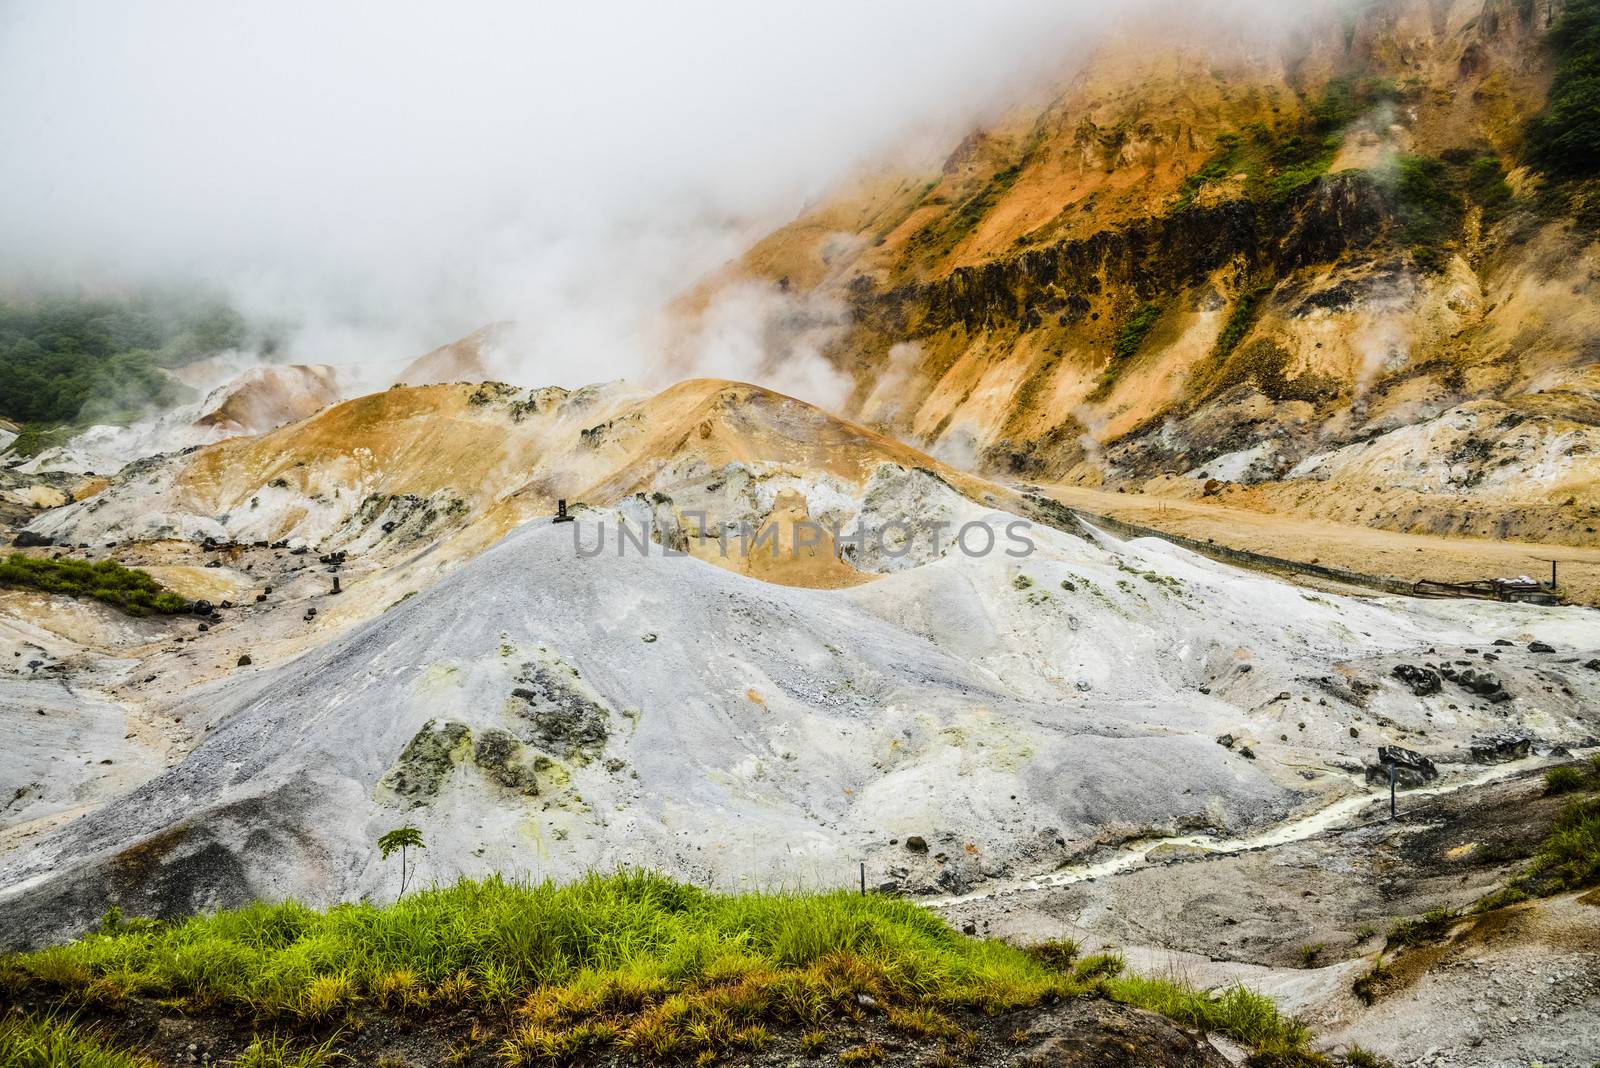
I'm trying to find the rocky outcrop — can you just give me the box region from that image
[1469,734,1531,764]
[1393,664,1443,697]
[1367,745,1439,788]
[379,720,472,805]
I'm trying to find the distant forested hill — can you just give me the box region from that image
[0,291,256,426]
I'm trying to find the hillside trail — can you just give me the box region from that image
[1033,483,1600,607]
[929,751,1570,908]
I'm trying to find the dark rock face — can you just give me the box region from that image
[880,175,1390,340]
[1367,745,1439,788]
[1392,664,1442,696]
[379,719,472,804]
[1011,1000,1231,1067]
[12,530,52,547]
[1469,734,1531,764]
[510,661,610,760]
[0,780,319,952]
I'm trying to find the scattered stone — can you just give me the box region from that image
[1216,733,1235,749]
[1528,641,1555,653]
[905,835,929,853]
[236,654,252,667]
[1441,665,1511,703]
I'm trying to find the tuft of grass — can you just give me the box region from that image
[0,554,190,616]
[231,1032,347,1068]
[798,1028,827,1057]
[838,1041,886,1065]
[1299,943,1325,967]
[1023,938,1079,971]
[1107,976,1310,1052]
[1477,792,1600,908]
[1526,796,1600,891]
[1351,960,1390,1006]
[1344,1045,1391,1067]
[1386,906,1458,949]
[1545,766,1586,795]
[0,1011,156,1068]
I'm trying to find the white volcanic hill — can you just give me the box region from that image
[2,378,1597,949]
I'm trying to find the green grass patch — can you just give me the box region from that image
[0,554,191,616]
[0,1011,155,1068]
[1210,279,1275,364]
[1105,975,1310,1054]
[1545,765,1586,795]
[908,162,1024,259]
[1524,795,1600,892]
[1174,78,1388,210]
[6,424,76,460]
[1479,762,1600,906]
[1385,905,1458,949]
[1,873,1323,1066]
[1089,302,1163,400]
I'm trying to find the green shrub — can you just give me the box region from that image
[0,555,190,616]
[1393,154,1464,251]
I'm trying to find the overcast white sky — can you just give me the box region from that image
[0,1,1305,392]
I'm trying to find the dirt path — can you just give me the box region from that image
[1032,483,1600,607]
[930,760,1600,1067]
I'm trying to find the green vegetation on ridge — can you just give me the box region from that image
[0,555,190,616]
[1,872,1320,1066]
[1175,77,1393,210]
